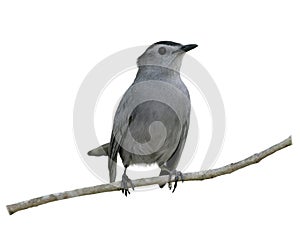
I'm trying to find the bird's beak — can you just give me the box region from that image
[181,44,198,52]
[173,44,198,54]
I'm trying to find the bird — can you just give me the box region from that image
[88,41,197,196]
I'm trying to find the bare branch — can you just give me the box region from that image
[6,136,292,215]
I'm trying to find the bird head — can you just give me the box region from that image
[137,41,198,72]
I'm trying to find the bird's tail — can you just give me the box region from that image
[108,156,117,183]
[158,170,169,188]
[87,143,109,156]
[87,143,117,183]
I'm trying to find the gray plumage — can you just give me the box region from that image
[88,41,197,195]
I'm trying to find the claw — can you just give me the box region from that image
[129,179,135,191]
[172,175,179,193]
[167,170,183,193]
[120,172,135,196]
[172,182,177,193]
[180,172,184,183]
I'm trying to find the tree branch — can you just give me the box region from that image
[6,136,292,215]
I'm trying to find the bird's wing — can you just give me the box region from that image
[108,89,133,182]
[160,120,189,174]
[168,120,189,170]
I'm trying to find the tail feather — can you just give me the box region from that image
[108,157,117,183]
[87,143,109,156]
[159,170,169,188]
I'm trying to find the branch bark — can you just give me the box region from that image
[7,136,292,215]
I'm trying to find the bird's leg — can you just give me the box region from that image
[160,165,184,193]
[120,167,135,196]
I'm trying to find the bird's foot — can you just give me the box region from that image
[168,170,184,193]
[121,173,135,196]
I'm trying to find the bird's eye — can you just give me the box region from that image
[158,47,166,55]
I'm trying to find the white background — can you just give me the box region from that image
[0,1,299,232]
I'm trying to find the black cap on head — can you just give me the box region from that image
[154,41,182,47]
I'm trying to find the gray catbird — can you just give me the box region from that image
[88,41,197,195]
